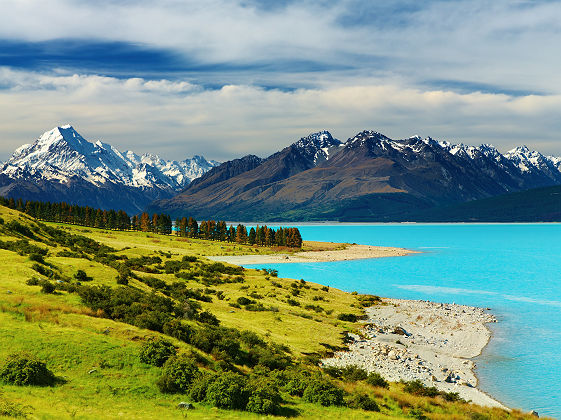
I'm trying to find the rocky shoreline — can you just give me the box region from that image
[322,298,506,409]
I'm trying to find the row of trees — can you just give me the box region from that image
[0,197,302,248]
[174,217,302,248]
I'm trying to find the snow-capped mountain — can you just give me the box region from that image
[0,125,219,213]
[504,146,561,182]
[151,129,561,222]
[292,131,342,165]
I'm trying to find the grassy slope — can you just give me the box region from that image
[0,206,536,419]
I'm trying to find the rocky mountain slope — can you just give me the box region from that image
[149,130,561,221]
[0,125,219,213]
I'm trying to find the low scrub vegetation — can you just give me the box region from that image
[0,353,57,386]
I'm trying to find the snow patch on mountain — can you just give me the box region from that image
[504,145,561,182]
[294,131,342,164]
[0,125,219,192]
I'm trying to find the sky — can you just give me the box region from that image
[0,0,560,161]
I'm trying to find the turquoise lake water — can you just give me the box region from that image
[245,224,561,417]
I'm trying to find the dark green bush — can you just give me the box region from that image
[442,391,464,402]
[277,368,312,397]
[26,277,40,286]
[244,303,266,312]
[28,253,45,264]
[340,364,368,381]
[286,298,300,306]
[188,370,217,402]
[403,380,439,397]
[366,371,389,388]
[346,392,380,411]
[74,269,92,282]
[162,320,192,343]
[156,355,199,393]
[337,313,358,322]
[139,339,177,367]
[0,353,56,386]
[40,281,56,294]
[31,263,54,278]
[197,310,220,325]
[236,296,255,306]
[245,377,281,414]
[302,378,344,406]
[205,371,249,410]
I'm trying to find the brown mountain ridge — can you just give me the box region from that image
[147,130,561,221]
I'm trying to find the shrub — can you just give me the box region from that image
[197,310,220,326]
[31,263,54,278]
[28,253,45,264]
[156,355,199,393]
[236,296,255,306]
[322,365,343,378]
[26,277,40,286]
[337,313,358,322]
[302,378,344,406]
[346,392,380,411]
[366,371,389,388]
[40,281,56,294]
[286,298,300,306]
[162,320,192,343]
[74,269,92,282]
[341,364,368,381]
[280,368,312,397]
[205,371,249,410]
[139,339,177,367]
[246,378,281,414]
[442,391,464,402]
[0,353,56,386]
[403,380,439,397]
[188,370,217,402]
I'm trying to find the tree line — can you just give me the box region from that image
[0,197,302,248]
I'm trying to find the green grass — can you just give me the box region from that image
[0,206,541,419]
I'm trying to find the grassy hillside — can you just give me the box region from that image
[0,205,536,419]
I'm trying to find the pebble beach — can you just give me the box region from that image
[322,298,506,409]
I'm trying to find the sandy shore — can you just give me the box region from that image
[207,244,416,265]
[322,298,506,409]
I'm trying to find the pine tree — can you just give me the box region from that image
[248,227,256,245]
[140,212,151,232]
[235,224,247,243]
[187,217,198,238]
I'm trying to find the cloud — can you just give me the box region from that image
[0,1,560,161]
[0,68,560,162]
[0,0,560,95]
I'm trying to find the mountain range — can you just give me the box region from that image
[149,130,561,221]
[0,125,219,213]
[1,125,559,221]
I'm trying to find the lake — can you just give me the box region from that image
[246,224,561,417]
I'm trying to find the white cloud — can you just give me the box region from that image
[0,69,560,162]
[0,0,560,94]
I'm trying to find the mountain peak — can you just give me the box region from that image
[34,125,93,153]
[292,131,341,165]
[1,125,220,204]
[294,131,339,149]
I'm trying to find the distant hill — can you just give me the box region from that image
[410,185,561,222]
[149,130,561,222]
[0,125,219,213]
